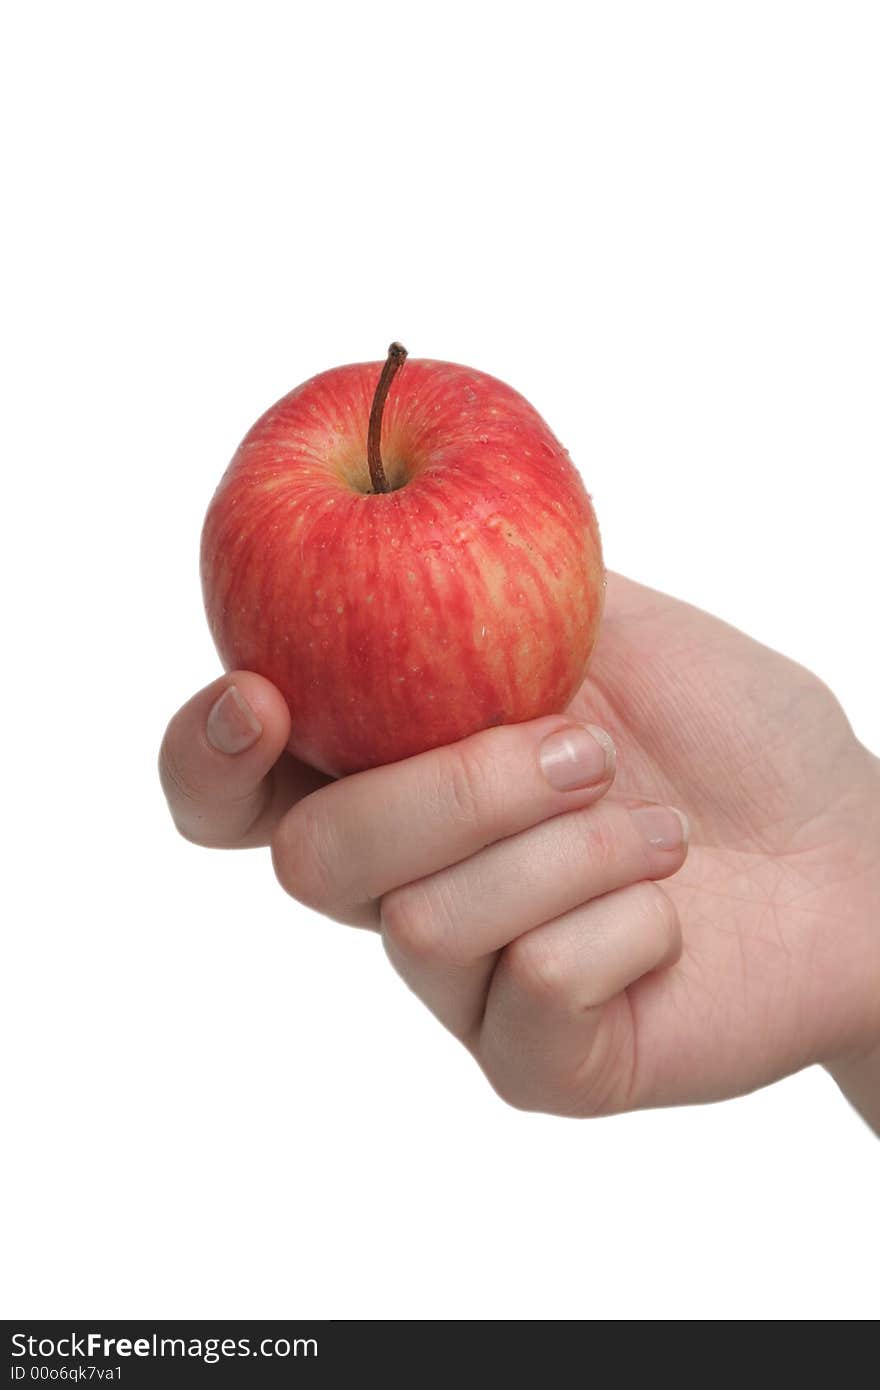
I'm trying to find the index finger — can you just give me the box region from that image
[159,671,327,848]
[271,716,616,925]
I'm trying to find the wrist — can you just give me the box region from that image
[824,747,880,1131]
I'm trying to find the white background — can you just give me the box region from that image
[2,1,878,1321]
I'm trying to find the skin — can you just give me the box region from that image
[159,572,880,1123]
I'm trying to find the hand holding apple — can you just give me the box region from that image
[163,564,880,1121]
[201,345,604,775]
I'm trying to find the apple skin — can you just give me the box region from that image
[201,356,604,777]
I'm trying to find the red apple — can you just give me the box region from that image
[201,346,604,776]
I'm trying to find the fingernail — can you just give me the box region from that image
[539,723,615,791]
[630,803,689,851]
[206,685,262,755]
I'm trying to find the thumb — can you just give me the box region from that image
[159,671,327,848]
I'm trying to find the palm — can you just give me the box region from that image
[568,572,873,1106]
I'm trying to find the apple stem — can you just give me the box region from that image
[367,342,408,494]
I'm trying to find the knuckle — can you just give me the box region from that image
[502,931,572,1009]
[271,796,338,912]
[478,1050,536,1112]
[480,1016,631,1119]
[442,736,499,834]
[479,1047,572,1115]
[487,1074,536,1113]
[380,882,439,962]
[579,810,620,875]
[158,734,203,811]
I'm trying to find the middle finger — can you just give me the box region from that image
[271,716,616,926]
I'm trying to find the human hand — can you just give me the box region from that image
[159,572,880,1116]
